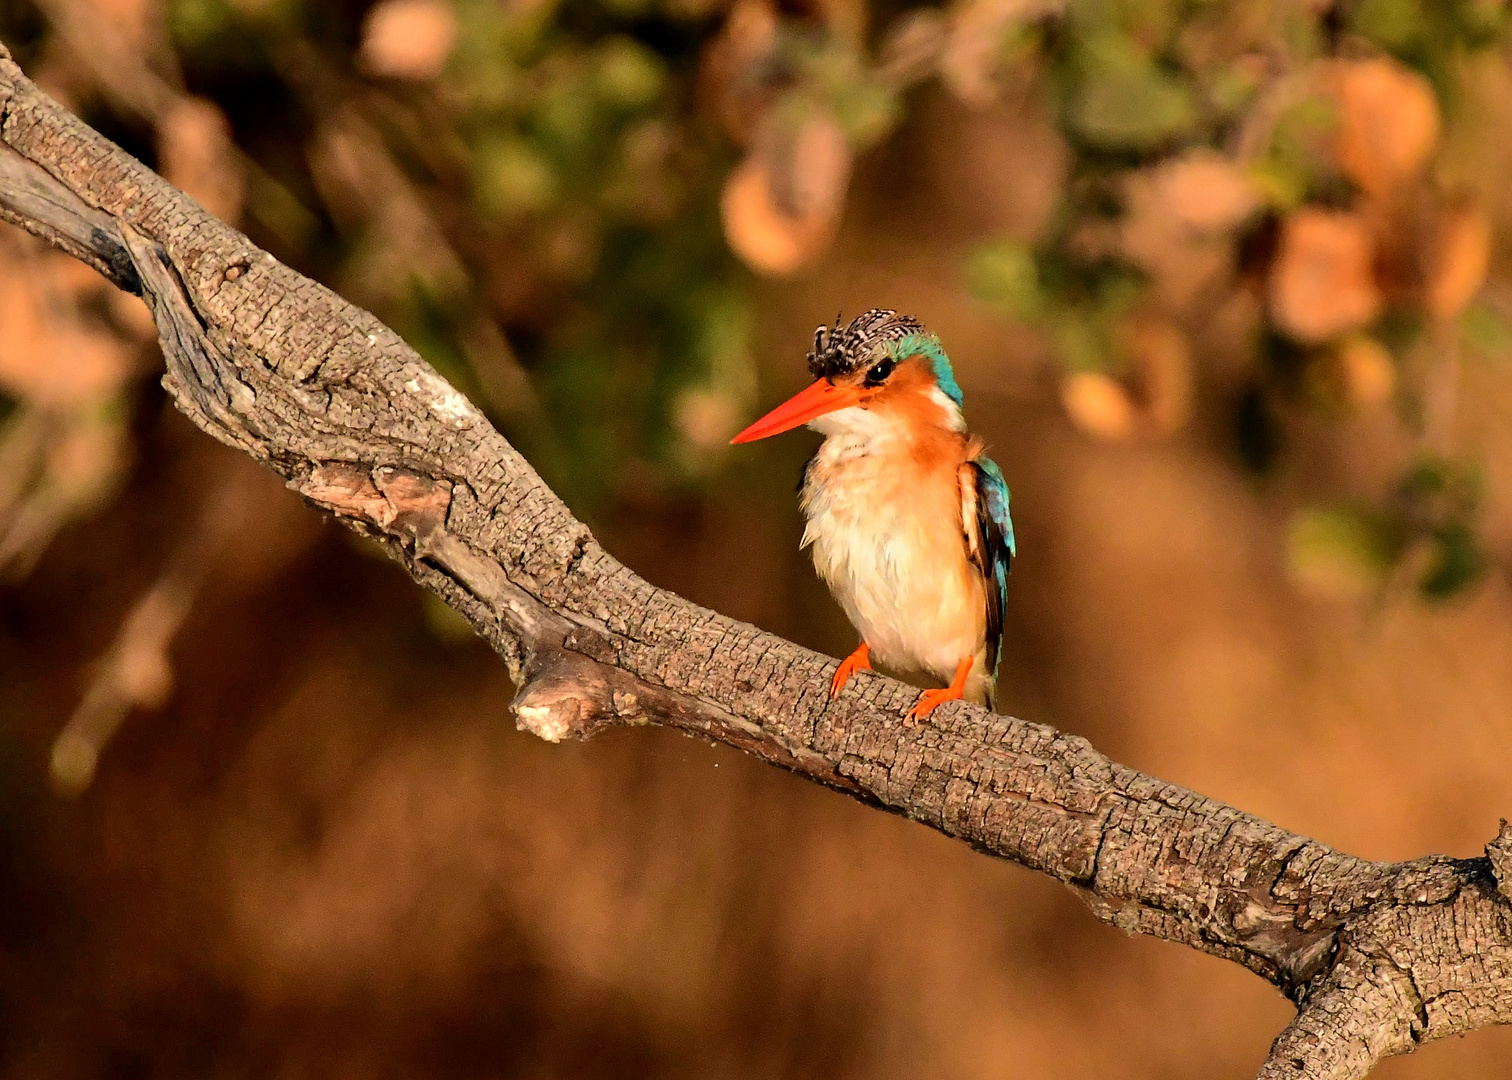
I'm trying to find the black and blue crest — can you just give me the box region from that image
[806,310,925,381]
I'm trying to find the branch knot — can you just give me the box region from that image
[511,652,613,742]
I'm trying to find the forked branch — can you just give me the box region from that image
[0,40,1508,1080]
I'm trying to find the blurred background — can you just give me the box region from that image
[4,0,1512,1075]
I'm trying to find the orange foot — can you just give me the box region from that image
[830,642,872,699]
[905,655,974,725]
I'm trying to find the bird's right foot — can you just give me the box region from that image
[830,642,872,698]
[904,655,974,725]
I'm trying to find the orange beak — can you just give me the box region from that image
[730,379,870,444]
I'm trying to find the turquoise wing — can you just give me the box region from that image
[964,456,1014,680]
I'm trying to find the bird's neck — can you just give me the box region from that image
[809,411,968,485]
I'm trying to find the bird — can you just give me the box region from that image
[731,309,1015,723]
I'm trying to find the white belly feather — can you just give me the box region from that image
[800,420,990,701]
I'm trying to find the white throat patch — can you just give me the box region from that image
[806,405,901,442]
[928,386,966,432]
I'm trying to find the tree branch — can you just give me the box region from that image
[1,40,1508,1079]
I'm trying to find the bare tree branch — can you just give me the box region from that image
[1,40,1509,1079]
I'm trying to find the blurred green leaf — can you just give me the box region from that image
[1458,0,1511,40]
[830,78,898,147]
[1395,457,1487,600]
[967,240,1044,321]
[1051,314,1110,373]
[1399,455,1481,518]
[474,133,558,216]
[1420,521,1486,599]
[1067,35,1197,150]
[168,0,235,47]
[1250,97,1337,210]
[1203,62,1263,120]
[1351,0,1429,53]
[1287,505,1403,600]
[534,74,600,160]
[1462,299,1512,361]
[592,38,666,110]
[600,0,657,19]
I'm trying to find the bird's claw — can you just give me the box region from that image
[830,642,872,699]
[903,655,974,725]
[904,686,962,725]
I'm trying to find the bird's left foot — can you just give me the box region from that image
[904,656,974,725]
[905,687,961,724]
[831,642,872,699]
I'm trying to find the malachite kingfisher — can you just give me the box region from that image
[732,309,1016,722]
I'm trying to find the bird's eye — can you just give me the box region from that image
[864,359,895,387]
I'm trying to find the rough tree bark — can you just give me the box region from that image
[0,40,1508,1080]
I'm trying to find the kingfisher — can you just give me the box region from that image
[731,309,1015,722]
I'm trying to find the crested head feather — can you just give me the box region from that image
[807,309,924,380]
[807,310,965,409]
